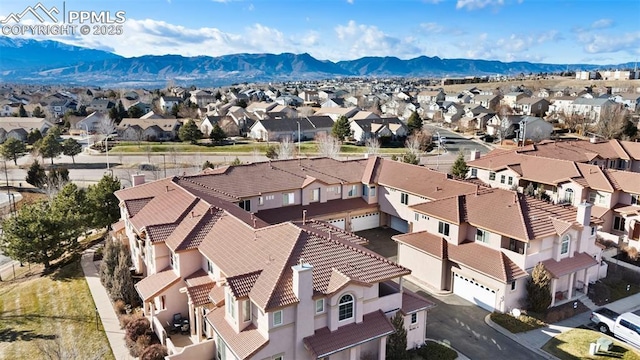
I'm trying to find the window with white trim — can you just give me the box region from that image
[511,281,517,291]
[631,194,639,205]
[415,212,420,221]
[411,313,418,324]
[560,234,570,255]
[347,185,358,197]
[438,221,450,236]
[266,195,275,201]
[508,176,513,185]
[242,300,251,322]
[283,192,295,206]
[614,216,626,231]
[500,175,506,184]
[258,196,264,206]
[273,310,283,326]
[489,172,496,181]
[401,193,409,205]
[216,337,226,360]
[476,229,488,243]
[369,186,376,197]
[315,299,325,314]
[311,188,320,202]
[470,168,477,177]
[338,294,354,321]
[206,259,214,274]
[226,291,236,320]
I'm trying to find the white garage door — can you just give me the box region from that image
[390,216,409,233]
[350,212,380,232]
[326,218,345,230]
[453,273,497,312]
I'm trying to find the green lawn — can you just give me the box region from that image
[542,329,640,360]
[110,141,408,155]
[0,261,114,360]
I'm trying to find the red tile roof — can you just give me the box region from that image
[372,158,478,200]
[411,188,589,241]
[401,291,436,315]
[187,283,216,307]
[124,197,153,217]
[206,308,268,359]
[294,219,368,246]
[393,231,447,259]
[135,268,182,301]
[303,310,394,358]
[448,241,528,282]
[605,169,640,194]
[542,252,598,278]
[516,139,637,162]
[227,271,262,298]
[184,269,212,287]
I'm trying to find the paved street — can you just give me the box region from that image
[358,228,540,360]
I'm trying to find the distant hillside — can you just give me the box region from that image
[0,36,634,87]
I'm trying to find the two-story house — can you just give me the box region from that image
[114,163,434,359]
[394,188,605,312]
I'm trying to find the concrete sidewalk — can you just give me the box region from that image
[486,292,640,359]
[81,245,132,360]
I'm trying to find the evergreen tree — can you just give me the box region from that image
[47,167,70,191]
[265,145,278,159]
[62,138,83,164]
[401,152,419,165]
[202,160,214,170]
[386,312,409,360]
[117,100,127,121]
[127,106,144,118]
[100,238,120,292]
[26,160,47,188]
[18,104,28,117]
[230,157,242,166]
[332,115,352,140]
[32,106,44,118]
[112,246,136,304]
[0,137,27,165]
[450,152,469,179]
[526,263,552,313]
[86,174,122,229]
[209,123,226,144]
[171,103,179,118]
[406,111,423,134]
[214,90,222,101]
[37,133,63,165]
[27,129,42,145]
[178,119,202,144]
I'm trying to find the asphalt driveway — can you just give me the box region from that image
[358,228,540,360]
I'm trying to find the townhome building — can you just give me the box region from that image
[114,159,435,359]
[394,188,605,311]
[569,98,620,123]
[467,146,640,250]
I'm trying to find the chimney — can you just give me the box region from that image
[590,136,597,144]
[292,261,314,359]
[469,149,481,161]
[302,209,307,225]
[132,174,145,187]
[576,201,592,227]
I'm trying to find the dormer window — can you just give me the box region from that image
[560,234,570,255]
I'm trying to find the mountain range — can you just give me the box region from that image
[0,36,634,87]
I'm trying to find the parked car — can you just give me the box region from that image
[590,307,640,348]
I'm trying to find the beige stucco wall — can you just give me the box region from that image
[397,243,445,290]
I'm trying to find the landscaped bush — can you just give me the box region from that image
[412,341,458,360]
[125,316,152,357]
[114,299,126,314]
[119,313,136,329]
[140,344,168,360]
[490,312,545,333]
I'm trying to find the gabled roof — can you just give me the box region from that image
[206,308,268,359]
[135,268,182,301]
[516,139,637,162]
[542,252,598,278]
[251,116,334,132]
[371,157,477,200]
[411,188,588,241]
[303,310,394,359]
[605,169,640,194]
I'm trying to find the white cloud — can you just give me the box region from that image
[420,22,445,33]
[591,19,613,29]
[578,31,640,54]
[248,3,254,11]
[347,0,354,4]
[456,0,504,10]
[333,20,421,59]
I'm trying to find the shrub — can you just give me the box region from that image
[140,344,168,360]
[415,341,457,360]
[624,246,639,261]
[119,314,136,329]
[125,316,152,357]
[114,299,126,314]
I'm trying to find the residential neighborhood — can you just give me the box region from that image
[1,74,640,360]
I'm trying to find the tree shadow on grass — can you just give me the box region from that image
[0,327,57,342]
[1,312,93,326]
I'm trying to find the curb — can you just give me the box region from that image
[484,314,560,360]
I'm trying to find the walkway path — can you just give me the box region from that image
[81,244,132,360]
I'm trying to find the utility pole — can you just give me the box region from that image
[297,120,301,156]
[4,161,12,214]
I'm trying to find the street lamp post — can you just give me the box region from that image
[297,121,301,156]
[436,131,441,170]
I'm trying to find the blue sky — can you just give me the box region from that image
[1,0,639,65]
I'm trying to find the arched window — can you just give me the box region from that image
[338,294,354,321]
[564,189,574,204]
[561,234,570,255]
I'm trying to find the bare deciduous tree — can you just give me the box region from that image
[405,135,422,156]
[276,137,294,160]
[316,133,341,159]
[365,138,381,156]
[595,105,629,140]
